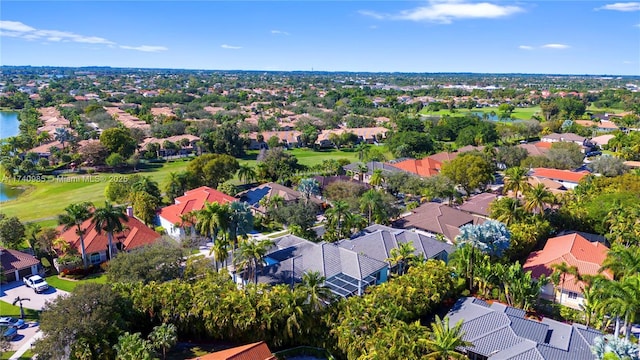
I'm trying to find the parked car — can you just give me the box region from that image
[0,317,25,329]
[586,150,602,157]
[23,275,49,293]
[0,326,17,340]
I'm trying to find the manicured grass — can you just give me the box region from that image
[167,344,222,360]
[0,351,15,360]
[420,106,541,120]
[1,160,191,222]
[46,274,108,292]
[3,146,383,222]
[586,105,625,114]
[1,350,34,360]
[0,300,40,320]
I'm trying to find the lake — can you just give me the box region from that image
[0,183,23,202]
[0,111,20,139]
[1,111,21,201]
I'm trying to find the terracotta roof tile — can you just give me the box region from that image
[531,168,590,183]
[391,157,441,177]
[159,186,236,226]
[188,342,275,360]
[0,248,40,272]
[523,233,612,293]
[58,216,161,255]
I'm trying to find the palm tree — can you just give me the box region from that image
[488,197,524,226]
[194,202,230,246]
[210,237,230,271]
[58,202,94,267]
[424,316,471,360]
[149,323,178,360]
[355,142,370,161]
[551,262,579,305]
[12,297,31,319]
[603,275,640,339]
[386,243,417,275]
[235,238,274,284]
[600,244,640,280]
[503,166,531,200]
[523,183,554,216]
[325,200,352,241]
[359,189,383,225]
[228,201,253,249]
[91,201,127,260]
[54,127,72,149]
[369,168,384,188]
[297,271,334,311]
[237,164,256,185]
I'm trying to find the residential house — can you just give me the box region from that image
[589,134,615,148]
[343,161,405,184]
[575,120,619,133]
[337,224,453,273]
[391,157,442,177]
[394,202,477,242]
[24,140,65,159]
[158,186,236,239]
[458,193,498,218]
[316,127,388,147]
[237,182,322,215]
[258,234,388,298]
[446,297,601,360]
[530,168,590,190]
[188,342,275,360]
[523,233,612,309]
[517,142,550,157]
[247,131,302,149]
[541,133,586,146]
[58,209,161,265]
[0,247,41,283]
[139,134,200,156]
[427,145,484,164]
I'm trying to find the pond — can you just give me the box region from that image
[0,183,23,202]
[0,111,20,139]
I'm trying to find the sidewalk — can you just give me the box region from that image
[10,331,41,360]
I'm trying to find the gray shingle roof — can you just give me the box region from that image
[446,297,600,360]
[337,225,453,264]
[258,235,387,297]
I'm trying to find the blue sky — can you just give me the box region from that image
[1,1,639,75]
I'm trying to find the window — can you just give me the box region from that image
[568,292,578,299]
[90,253,101,264]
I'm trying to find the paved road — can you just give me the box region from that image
[1,281,70,310]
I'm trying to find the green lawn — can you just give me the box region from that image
[46,274,107,292]
[0,300,40,320]
[420,106,541,121]
[1,160,191,222]
[586,105,625,114]
[3,146,382,223]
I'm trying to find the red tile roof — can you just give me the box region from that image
[58,216,161,254]
[0,248,40,273]
[159,186,236,226]
[523,233,612,293]
[392,157,442,177]
[189,342,275,360]
[531,168,590,183]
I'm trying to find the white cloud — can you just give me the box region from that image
[519,45,533,50]
[361,0,524,24]
[635,23,640,27]
[221,44,242,49]
[596,2,640,11]
[271,30,290,35]
[0,20,166,51]
[120,45,168,52]
[623,60,635,64]
[542,43,570,49]
[0,20,35,32]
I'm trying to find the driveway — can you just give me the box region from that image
[0,281,70,310]
[8,321,40,351]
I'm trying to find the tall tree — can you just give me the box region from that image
[523,183,555,216]
[235,238,274,284]
[91,202,127,260]
[441,153,494,197]
[58,202,93,268]
[148,323,178,360]
[297,271,334,312]
[551,262,579,306]
[424,316,471,360]
[237,164,256,185]
[297,178,320,201]
[503,166,531,199]
[386,242,417,275]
